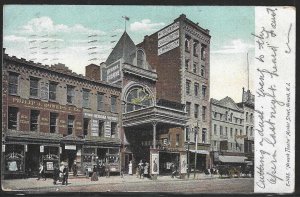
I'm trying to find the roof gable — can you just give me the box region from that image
[218,96,241,111]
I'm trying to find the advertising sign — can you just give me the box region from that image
[40,145,44,153]
[158,21,179,39]
[158,39,179,56]
[158,30,179,48]
[106,61,121,83]
[151,153,159,174]
[65,145,76,150]
[180,154,187,174]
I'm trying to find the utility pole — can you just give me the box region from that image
[194,122,198,179]
[247,52,249,91]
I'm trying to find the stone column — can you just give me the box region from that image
[152,121,157,149]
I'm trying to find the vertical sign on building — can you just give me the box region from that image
[151,153,159,174]
[104,121,111,138]
[157,22,180,56]
[254,7,295,193]
[106,61,121,83]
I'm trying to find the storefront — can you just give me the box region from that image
[3,144,25,178]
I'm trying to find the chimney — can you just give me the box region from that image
[85,64,101,81]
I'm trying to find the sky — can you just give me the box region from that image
[3,5,255,102]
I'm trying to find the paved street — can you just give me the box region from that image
[2,174,253,193]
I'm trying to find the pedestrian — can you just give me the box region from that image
[62,164,69,185]
[91,165,98,181]
[105,163,110,178]
[85,164,89,178]
[171,163,177,178]
[59,163,64,182]
[128,160,133,175]
[53,164,59,185]
[138,160,144,179]
[210,167,214,177]
[99,161,104,177]
[144,162,149,178]
[37,162,46,180]
[72,162,78,177]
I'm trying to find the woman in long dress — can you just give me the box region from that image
[128,161,133,175]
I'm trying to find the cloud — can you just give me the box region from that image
[211,39,254,54]
[4,35,27,42]
[130,19,165,32]
[19,16,106,36]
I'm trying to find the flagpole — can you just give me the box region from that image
[247,52,249,91]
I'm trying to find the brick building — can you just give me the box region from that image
[137,14,211,171]
[2,50,122,178]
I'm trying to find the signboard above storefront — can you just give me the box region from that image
[65,145,76,150]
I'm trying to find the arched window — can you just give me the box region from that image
[137,50,145,68]
[125,86,153,112]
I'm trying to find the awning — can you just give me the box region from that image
[218,155,247,163]
[189,150,210,155]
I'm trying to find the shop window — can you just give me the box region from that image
[30,110,40,132]
[111,122,117,138]
[49,112,58,133]
[4,144,25,173]
[186,80,191,95]
[193,63,197,73]
[202,106,206,121]
[8,72,19,95]
[194,83,199,96]
[97,93,105,111]
[194,104,199,118]
[49,82,57,101]
[111,96,117,113]
[176,134,180,146]
[67,115,74,135]
[137,50,145,68]
[83,118,90,137]
[30,77,39,97]
[202,128,206,143]
[98,120,104,137]
[185,59,189,71]
[82,89,90,108]
[8,107,19,130]
[67,85,75,104]
[202,85,207,98]
[186,102,191,116]
[200,65,205,77]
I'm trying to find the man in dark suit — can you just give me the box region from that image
[62,165,69,185]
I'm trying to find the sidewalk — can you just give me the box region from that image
[2,173,217,191]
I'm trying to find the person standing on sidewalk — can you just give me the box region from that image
[144,162,149,178]
[62,164,69,185]
[37,163,46,180]
[53,164,59,185]
[85,164,89,178]
[91,165,98,181]
[138,160,144,179]
[128,160,133,175]
[105,163,110,178]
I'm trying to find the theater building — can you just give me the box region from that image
[210,96,247,166]
[2,50,122,178]
[137,14,211,171]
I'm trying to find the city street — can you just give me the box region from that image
[2,174,253,193]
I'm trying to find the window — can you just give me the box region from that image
[50,112,58,133]
[201,44,206,60]
[202,106,206,121]
[220,126,223,135]
[213,112,217,119]
[246,112,248,122]
[225,127,228,136]
[185,127,190,141]
[202,85,207,98]
[230,113,233,122]
[202,128,206,143]
[220,113,223,120]
[8,107,18,130]
[235,118,238,123]
[67,85,75,104]
[193,40,199,55]
[186,80,191,95]
[246,126,249,136]
[186,102,191,116]
[83,118,90,137]
[230,128,233,137]
[98,121,104,137]
[185,60,189,71]
[111,122,117,137]
[8,73,19,95]
[200,65,205,77]
[111,96,117,113]
[194,83,199,96]
[250,113,253,123]
[67,115,75,135]
[30,110,39,132]
[240,119,243,124]
[214,124,217,135]
[214,141,217,148]
[49,82,57,100]
[97,93,105,111]
[176,134,180,146]
[185,35,190,51]
[126,87,152,112]
[194,104,199,118]
[82,89,90,108]
[235,129,238,137]
[193,63,197,73]
[240,129,242,135]
[30,77,39,97]
[250,127,253,136]
[137,50,144,67]
[225,111,228,121]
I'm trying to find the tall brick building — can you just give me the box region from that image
[137,14,211,170]
[2,50,122,178]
